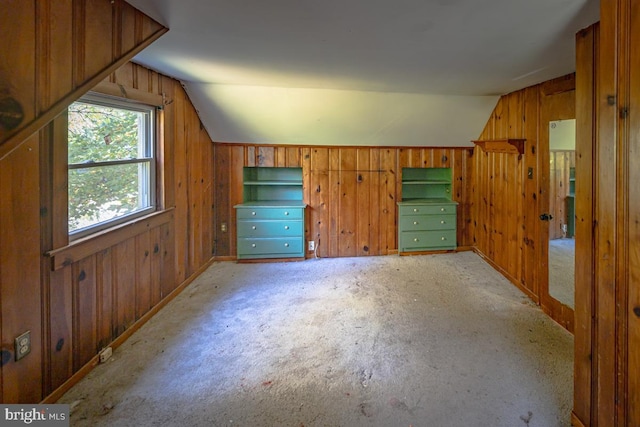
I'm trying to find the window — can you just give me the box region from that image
[68,94,156,238]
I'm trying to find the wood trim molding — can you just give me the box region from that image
[571,412,587,427]
[214,141,477,151]
[40,256,216,404]
[48,208,174,270]
[473,247,540,304]
[91,81,164,107]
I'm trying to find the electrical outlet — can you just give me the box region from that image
[308,240,315,251]
[14,331,31,361]
[221,222,227,232]
[99,347,113,363]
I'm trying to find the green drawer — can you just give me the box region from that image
[399,214,456,231]
[399,204,456,216]
[236,207,303,220]
[400,229,457,251]
[237,237,303,258]
[237,220,303,238]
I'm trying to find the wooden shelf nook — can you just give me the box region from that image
[472,138,526,155]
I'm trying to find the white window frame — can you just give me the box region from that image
[68,93,157,239]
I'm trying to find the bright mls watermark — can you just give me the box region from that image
[0,405,69,426]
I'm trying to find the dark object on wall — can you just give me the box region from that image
[0,97,24,130]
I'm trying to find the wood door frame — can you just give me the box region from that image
[538,83,577,333]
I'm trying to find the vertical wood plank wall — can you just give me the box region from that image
[573,1,640,425]
[0,0,167,161]
[471,74,576,330]
[1,60,215,406]
[549,151,576,240]
[212,145,474,258]
[573,23,597,427]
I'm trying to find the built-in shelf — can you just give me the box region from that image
[472,138,526,155]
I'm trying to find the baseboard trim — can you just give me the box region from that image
[571,412,586,427]
[472,247,540,304]
[41,257,217,404]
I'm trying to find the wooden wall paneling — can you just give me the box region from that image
[246,146,256,167]
[229,146,245,257]
[135,232,152,320]
[39,114,70,393]
[73,256,97,370]
[338,149,358,257]
[549,152,560,239]
[173,88,188,282]
[160,222,177,298]
[39,123,54,396]
[187,111,202,274]
[496,154,508,273]
[461,149,474,247]
[522,86,540,297]
[160,76,176,209]
[37,0,74,113]
[328,149,340,257]
[47,266,73,395]
[356,148,372,256]
[0,136,43,403]
[0,1,36,142]
[628,1,640,422]
[0,0,167,162]
[367,149,382,255]
[452,149,464,246]
[595,0,619,422]
[119,1,136,56]
[114,62,135,90]
[114,238,136,336]
[202,126,214,260]
[301,147,312,256]
[96,248,114,351]
[380,148,397,254]
[504,93,520,280]
[80,0,114,83]
[149,227,163,308]
[258,146,275,167]
[309,148,331,258]
[213,145,231,257]
[616,2,632,424]
[286,146,301,167]
[494,97,508,138]
[505,154,518,279]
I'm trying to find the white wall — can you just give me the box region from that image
[185,83,498,147]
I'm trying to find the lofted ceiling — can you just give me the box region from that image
[126,0,599,146]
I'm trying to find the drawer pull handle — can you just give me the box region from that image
[252,226,257,230]
[414,238,419,242]
[440,208,445,212]
[413,208,418,212]
[413,221,418,225]
[284,243,289,247]
[251,211,256,216]
[440,220,445,224]
[284,211,289,215]
[285,226,289,230]
[251,243,256,248]
[441,237,446,241]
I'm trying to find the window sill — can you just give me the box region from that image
[48,208,175,271]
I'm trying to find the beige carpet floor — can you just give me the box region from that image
[59,251,573,427]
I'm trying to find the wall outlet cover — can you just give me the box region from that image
[14,331,31,361]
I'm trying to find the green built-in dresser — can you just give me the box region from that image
[234,167,306,260]
[397,167,458,253]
